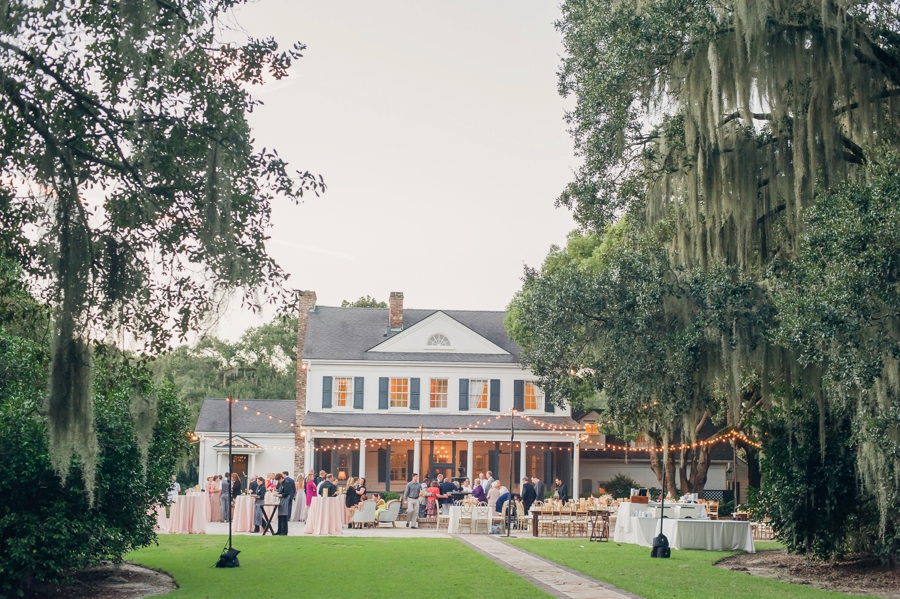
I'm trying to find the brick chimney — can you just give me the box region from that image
[389,291,404,330]
[294,290,316,476]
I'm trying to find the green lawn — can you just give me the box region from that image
[129,535,551,599]
[506,539,847,599]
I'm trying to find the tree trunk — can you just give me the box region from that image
[688,444,711,495]
[745,445,761,489]
[649,448,678,497]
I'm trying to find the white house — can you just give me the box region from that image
[195,290,741,499]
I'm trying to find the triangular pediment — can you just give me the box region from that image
[213,435,260,449]
[367,311,509,355]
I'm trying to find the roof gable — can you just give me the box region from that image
[367,311,509,355]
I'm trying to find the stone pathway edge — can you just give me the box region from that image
[455,536,645,599]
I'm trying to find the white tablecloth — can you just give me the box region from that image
[615,502,706,534]
[447,505,493,533]
[614,516,754,552]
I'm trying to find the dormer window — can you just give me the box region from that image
[427,333,451,347]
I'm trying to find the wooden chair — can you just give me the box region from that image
[707,501,719,520]
[556,506,574,537]
[474,502,491,533]
[537,506,555,537]
[572,509,590,537]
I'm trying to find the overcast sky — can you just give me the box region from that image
[213,1,578,340]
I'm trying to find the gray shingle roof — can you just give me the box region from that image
[302,412,579,431]
[303,306,521,363]
[195,399,295,434]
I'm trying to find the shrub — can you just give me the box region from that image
[605,473,640,499]
[0,334,192,595]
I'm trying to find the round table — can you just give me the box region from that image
[304,496,347,535]
[168,494,208,534]
[233,495,255,532]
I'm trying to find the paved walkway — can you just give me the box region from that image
[459,536,643,599]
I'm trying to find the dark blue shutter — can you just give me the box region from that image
[410,378,420,410]
[353,377,364,409]
[544,387,554,413]
[379,377,389,410]
[489,379,500,412]
[322,376,333,409]
[459,379,469,411]
[377,448,386,482]
[513,380,525,412]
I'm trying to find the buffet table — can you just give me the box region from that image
[304,496,347,535]
[168,494,209,534]
[614,515,754,552]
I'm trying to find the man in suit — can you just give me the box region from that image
[532,476,545,502]
[282,471,296,520]
[220,472,231,522]
[521,477,537,513]
[555,477,569,504]
[318,474,337,497]
[249,475,259,495]
[438,474,455,513]
[482,471,494,495]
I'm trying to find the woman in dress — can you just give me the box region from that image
[252,476,267,533]
[209,475,222,522]
[426,480,441,518]
[304,472,316,520]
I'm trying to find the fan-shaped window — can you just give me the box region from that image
[427,333,451,347]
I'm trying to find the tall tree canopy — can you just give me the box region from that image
[509,0,900,558]
[0,1,323,493]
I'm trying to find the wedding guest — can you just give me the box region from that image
[305,473,316,511]
[404,473,421,529]
[438,474,455,513]
[345,477,365,510]
[425,479,441,518]
[555,477,569,504]
[229,472,243,521]
[418,478,431,519]
[282,471,296,520]
[274,473,290,535]
[532,476,545,501]
[318,474,337,497]
[471,478,486,503]
[482,471,495,494]
[521,477,537,513]
[316,470,326,485]
[461,478,472,493]
[249,475,259,495]
[209,475,222,522]
[220,472,231,522]
[167,475,180,505]
[252,476,266,533]
[487,480,504,512]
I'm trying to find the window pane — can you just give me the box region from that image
[390,378,408,407]
[524,382,540,411]
[430,378,448,408]
[389,452,407,481]
[470,379,489,409]
[334,377,352,407]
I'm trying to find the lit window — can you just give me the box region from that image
[469,379,489,410]
[524,382,541,410]
[427,333,451,347]
[390,452,408,481]
[430,379,448,408]
[390,378,409,408]
[333,377,353,407]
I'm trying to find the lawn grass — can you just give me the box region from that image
[506,539,846,599]
[129,535,551,598]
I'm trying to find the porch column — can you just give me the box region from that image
[519,441,527,482]
[413,439,421,478]
[305,433,314,476]
[358,437,367,481]
[466,440,474,482]
[216,451,224,476]
[249,453,257,479]
[573,438,581,498]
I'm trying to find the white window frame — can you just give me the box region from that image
[389,377,409,409]
[469,379,489,411]
[524,381,542,411]
[430,378,449,409]
[333,377,354,409]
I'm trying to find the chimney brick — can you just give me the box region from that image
[294,290,316,476]
[389,291,404,330]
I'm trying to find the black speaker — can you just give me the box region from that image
[215,547,240,568]
[650,534,670,558]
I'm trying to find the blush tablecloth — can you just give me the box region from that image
[615,516,754,552]
[233,495,255,532]
[153,504,168,532]
[168,494,209,534]
[304,497,347,535]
